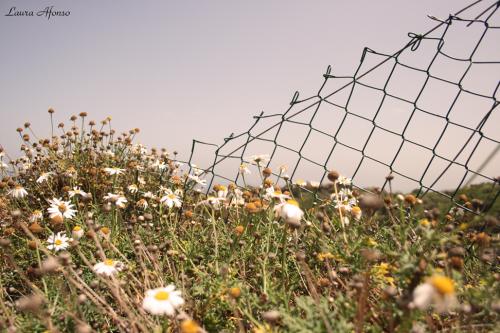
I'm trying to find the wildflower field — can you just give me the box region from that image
[0,112,498,332]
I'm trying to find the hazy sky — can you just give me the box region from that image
[1,0,498,191]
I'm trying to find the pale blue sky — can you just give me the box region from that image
[1,0,498,190]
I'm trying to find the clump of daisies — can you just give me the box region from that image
[0,111,497,333]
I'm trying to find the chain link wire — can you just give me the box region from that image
[187,0,500,215]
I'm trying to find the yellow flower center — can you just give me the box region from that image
[55,239,62,245]
[286,199,299,207]
[73,226,81,231]
[352,206,361,214]
[104,259,114,266]
[15,185,23,190]
[154,291,170,301]
[429,276,454,295]
[58,203,67,212]
[100,227,110,234]
[168,194,176,199]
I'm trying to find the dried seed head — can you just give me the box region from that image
[449,256,464,270]
[0,238,11,248]
[295,251,306,262]
[27,240,38,250]
[79,112,88,117]
[448,247,465,257]
[58,252,72,266]
[15,294,44,313]
[321,222,331,234]
[234,225,244,235]
[327,170,340,182]
[40,256,60,274]
[358,194,384,211]
[29,222,44,234]
[360,248,382,262]
[184,210,193,219]
[262,310,281,324]
[383,285,398,298]
[475,232,491,247]
[263,178,273,187]
[286,218,301,229]
[404,194,417,206]
[77,294,88,304]
[75,323,92,333]
[245,202,258,213]
[262,167,272,177]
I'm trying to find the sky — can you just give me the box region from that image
[0,0,498,191]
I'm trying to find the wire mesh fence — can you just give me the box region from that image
[187,0,500,215]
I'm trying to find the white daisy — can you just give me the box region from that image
[410,275,457,313]
[72,225,84,240]
[128,184,139,193]
[229,188,245,206]
[190,164,203,176]
[198,196,225,209]
[160,190,182,208]
[36,172,54,184]
[249,154,270,166]
[30,210,43,222]
[152,160,168,171]
[274,199,304,228]
[93,259,124,276]
[239,163,251,175]
[47,198,77,220]
[104,193,127,208]
[142,285,185,316]
[264,186,290,203]
[308,181,320,189]
[188,174,207,187]
[64,167,77,178]
[136,198,149,209]
[103,167,125,175]
[337,176,352,186]
[98,226,111,239]
[68,186,89,199]
[215,185,228,199]
[46,232,71,252]
[8,185,28,199]
[294,179,307,187]
[351,206,362,221]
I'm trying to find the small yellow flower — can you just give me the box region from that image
[366,237,378,247]
[419,218,430,227]
[317,252,336,261]
[180,320,200,333]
